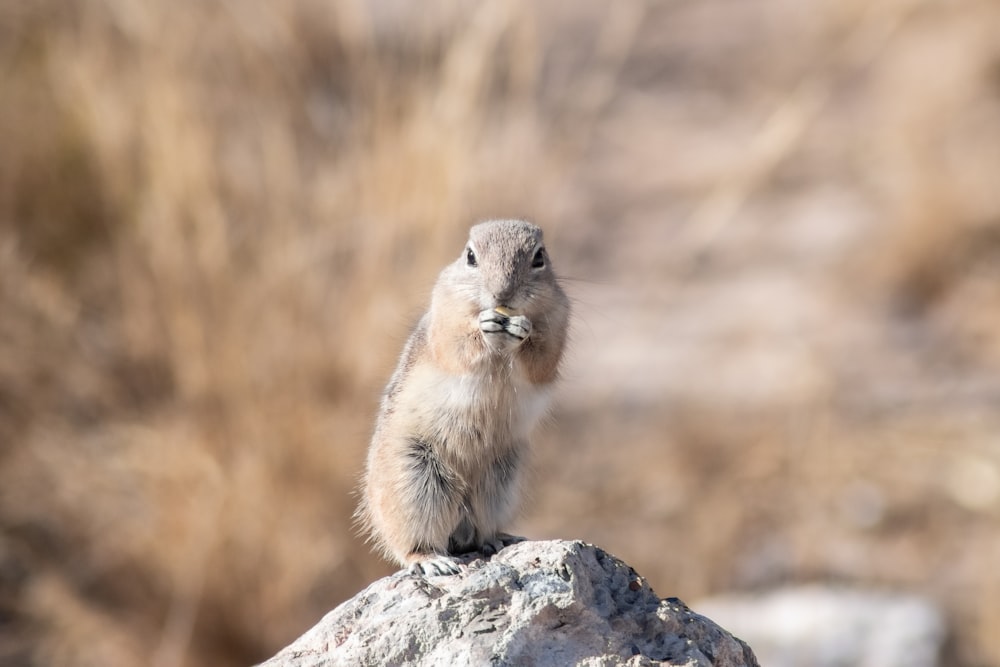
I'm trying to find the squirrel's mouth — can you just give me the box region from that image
[493,305,515,317]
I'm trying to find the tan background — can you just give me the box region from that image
[2,1,1000,665]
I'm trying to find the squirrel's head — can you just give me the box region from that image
[442,219,561,313]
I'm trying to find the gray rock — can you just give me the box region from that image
[696,586,946,667]
[260,540,759,667]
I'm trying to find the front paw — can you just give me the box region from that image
[479,309,508,334]
[478,309,532,342]
[505,315,531,341]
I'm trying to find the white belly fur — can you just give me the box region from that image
[401,363,552,445]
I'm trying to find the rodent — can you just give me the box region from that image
[356,219,570,576]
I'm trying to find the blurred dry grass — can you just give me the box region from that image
[1,1,1000,665]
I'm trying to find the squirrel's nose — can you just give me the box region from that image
[491,286,517,306]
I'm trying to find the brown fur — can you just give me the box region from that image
[356,219,570,574]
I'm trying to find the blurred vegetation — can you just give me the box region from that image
[1,1,999,666]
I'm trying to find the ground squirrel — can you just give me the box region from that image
[357,219,570,576]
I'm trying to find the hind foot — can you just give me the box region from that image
[480,532,527,557]
[407,554,462,577]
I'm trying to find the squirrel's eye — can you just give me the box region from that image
[466,247,478,267]
[531,248,546,269]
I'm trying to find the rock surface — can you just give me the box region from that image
[260,540,758,667]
